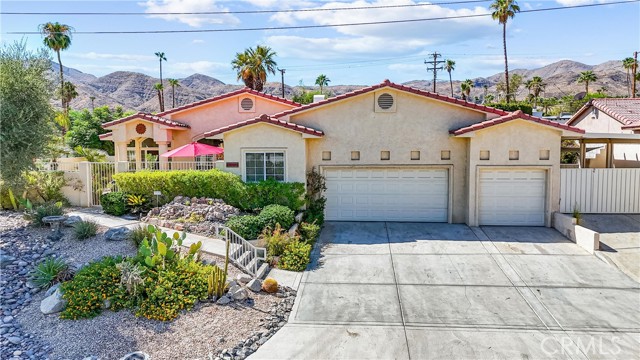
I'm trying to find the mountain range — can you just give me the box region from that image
[55,59,631,113]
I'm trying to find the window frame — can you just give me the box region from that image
[242,149,287,182]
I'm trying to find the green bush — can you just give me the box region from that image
[30,257,74,289]
[486,101,533,115]
[73,220,99,240]
[279,241,312,272]
[299,221,321,244]
[101,192,127,216]
[23,171,67,203]
[304,197,326,226]
[243,179,305,211]
[61,256,130,319]
[30,202,64,226]
[259,204,295,230]
[226,215,267,240]
[259,224,297,258]
[129,225,153,248]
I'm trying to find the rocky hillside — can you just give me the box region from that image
[54,59,631,113]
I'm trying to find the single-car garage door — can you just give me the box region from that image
[478,169,546,226]
[324,168,448,222]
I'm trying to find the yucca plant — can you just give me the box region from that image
[31,257,74,289]
[73,220,99,240]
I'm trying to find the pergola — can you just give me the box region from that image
[563,133,640,168]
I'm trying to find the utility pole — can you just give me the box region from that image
[278,68,286,98]
[425,52,444,93]
[632,51,638,98]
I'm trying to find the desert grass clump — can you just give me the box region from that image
[73,220,99,240]
[31,257,74,289]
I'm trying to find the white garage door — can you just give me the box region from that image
[324,168,448,222]
[478,169,546,226]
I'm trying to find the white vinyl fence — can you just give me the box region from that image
[560,168,640,213]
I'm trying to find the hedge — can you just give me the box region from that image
[112,169,304,211]
[485,102,533,115]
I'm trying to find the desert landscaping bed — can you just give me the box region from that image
[0,211,296,360]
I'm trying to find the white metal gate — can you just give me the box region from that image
[88,162,119,206]
[560,168,640,213]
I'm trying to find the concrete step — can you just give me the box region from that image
[256,262,270,279]
[235,249,255,269]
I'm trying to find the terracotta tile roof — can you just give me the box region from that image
[203,114,324,138]
[568,98,640,127]
[273,79,511,119]
[98,132,112,139]
[450,110,585,136]
[158,88,300,116]
[102,112,190,129]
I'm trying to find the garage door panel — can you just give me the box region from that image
[324,168,448,222]
[479,170,546,226]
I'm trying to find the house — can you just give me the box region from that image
[566,98,640,168]
[101,80,586,227]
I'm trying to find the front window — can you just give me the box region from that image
[245,152,285,182]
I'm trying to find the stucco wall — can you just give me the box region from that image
[222,122,307,183]
[466,120,561,227]
[285,89,488,223]
[571,109,630,134]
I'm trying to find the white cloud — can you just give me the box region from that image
[388,63,425,73]
[138,0,240,27]
[67,52,156,62]
[265,0,496,59]
[170,60,228,74]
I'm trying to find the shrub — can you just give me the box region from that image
[23,171,67,203]
[304,197,326,226]
[243,179,305,211]
[129,225,153,248]
[101,192,127,216]
[486,101,533,115]
[30,257,74,289]
[259,204,295,230]
[262,277,278,293]
[226,215,267,240]
[73,220,98,240]
[299,221,320,244]
[279,241,312,272]
[30,202,64,226]
[259,224,297,258]
[61,256,130,319]
[126,194,147,214]
[116,260,145,297]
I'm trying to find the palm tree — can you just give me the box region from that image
[39,22,74,110]
[622,57,636,97]
[577,70,597,95]
[490,0,520,103]
[525,76,546,108]
[61,81,78,114]
[231,45,277,91]
[89,96,96,111]
[154,83,164,112]
[155,52,167,109]
[167,79,180,108]
[445,59,456,97]
[315,74,330,94]
[460,79,474,101]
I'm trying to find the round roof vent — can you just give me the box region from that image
[377,93,394,110]
[240,97,254,111]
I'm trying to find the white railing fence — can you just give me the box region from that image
[35,161,80,172]
[560,168,640,213]
[223,226,266,277]
[132,161,219,171]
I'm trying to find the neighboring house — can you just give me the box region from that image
[102,80,586,227]
[567,98,640,168]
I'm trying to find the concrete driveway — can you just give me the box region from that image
[252,222,640,359]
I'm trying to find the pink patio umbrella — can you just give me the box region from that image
[160,142,224,158]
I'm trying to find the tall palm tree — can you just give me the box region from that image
[525,76,546,108]
[231,45,277,91]
[445,59,456,97]
[622,57,636,97]
[490,0,520,103]
[460,79,474,101]
[39,22,74,109]
[89,96,96,112]
[231,51,254,88]
[577,70,597,95]
[155,52,167,109]
[167,79,180,108]
[154,83,164,112]
[61,81,78,114]
[315,74,330,94]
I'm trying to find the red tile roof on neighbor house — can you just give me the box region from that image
[450,110,585,136]
[273,79,512,119]
[157,87,301,116]
[568,98,640,128]
[203,114,324,138]
[102,112,190,129]
[98,132,112,139]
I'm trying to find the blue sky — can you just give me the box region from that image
[1,0,638,86]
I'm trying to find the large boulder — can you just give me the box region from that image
[104,227,131,241]
[63,216,82,227]
[247,279,262,293]
[40,288,66,315]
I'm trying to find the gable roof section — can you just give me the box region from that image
[273,79,511,119]
[203,114,324,138]
[102,112,190,129]
[568,98,640,127]
[98,132,112,140]
[157,87,300,116]
[450,110,585,136]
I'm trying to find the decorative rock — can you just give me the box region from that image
[216,296,232,305]
[231,287,248,301]
[46,231,64,242]
[295,212,304,224]
[288,223,299,237]
[2,316,14,323]
[63,216,82,227]
[7,337,21,345]
[235,273,252,285]
[44,283,62,298]
[82,356,99,360]
[40,288,66,315]
[246,279,262,293]
[103,299,111,309]
[120,351,150,360]
[0,254,16,269]
[104,227,131,241]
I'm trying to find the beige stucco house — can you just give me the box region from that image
[102,80,586,227]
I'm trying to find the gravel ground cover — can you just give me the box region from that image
[1,211,295,360]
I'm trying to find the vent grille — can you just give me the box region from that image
[377,93,394,110]
[240,98,254,111]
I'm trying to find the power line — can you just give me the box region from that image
[1,0,492,15]
[425,52,445,93]
[6,1,639,35]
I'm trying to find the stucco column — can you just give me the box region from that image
[607,141,614,168]
[115,141,128,162]
[157,141,169,170]
[135,138,142,171]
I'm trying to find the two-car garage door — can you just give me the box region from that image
[324,168,448,222]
